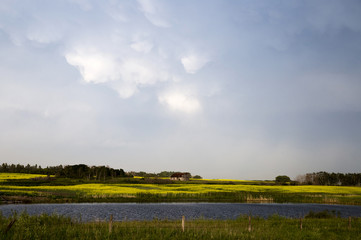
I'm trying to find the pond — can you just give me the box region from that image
[1,203,360,222]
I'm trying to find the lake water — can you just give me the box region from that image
[1,203,361,222]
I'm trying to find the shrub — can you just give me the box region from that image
[305,210,340,219]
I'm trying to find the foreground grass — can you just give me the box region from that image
[1,173,361,205]
[0,212,360,240]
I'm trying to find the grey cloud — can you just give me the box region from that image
[0,0,360,179]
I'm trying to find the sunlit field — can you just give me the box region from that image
[2,183,361,196]
[1,173,361,204]
[0,173,49,181]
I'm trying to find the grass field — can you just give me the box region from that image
[1,173,361,205]
[0,212,360,240]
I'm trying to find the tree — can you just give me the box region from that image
[275,175,291,185]
[192,175,203,179]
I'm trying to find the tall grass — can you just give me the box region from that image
[1,212,360,240]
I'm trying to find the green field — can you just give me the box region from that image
[1,173,361,204]
[1,212,360,240]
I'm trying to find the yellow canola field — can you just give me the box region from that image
[0,173,49,181]
[1,173,360,199]
[1,183,361,198]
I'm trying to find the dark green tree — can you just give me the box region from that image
[275,175,291,185]
[192,175,203,179]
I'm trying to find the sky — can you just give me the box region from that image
[1,0,361,180]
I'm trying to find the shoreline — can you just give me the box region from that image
[1,195,361,206]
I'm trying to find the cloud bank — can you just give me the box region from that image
[1,0,361,179]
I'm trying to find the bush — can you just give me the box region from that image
[305,210,340,219]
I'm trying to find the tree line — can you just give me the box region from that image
[129,171,202,179]
[0,163,203,180]
[0,163,127,180]
[296,172,361,186]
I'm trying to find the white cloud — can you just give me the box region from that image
[68,0,93,11]
[130,40,153,53]
[1,0,207,102]
[110,82,138,99]
[137,0,156,14]
[158,91,201,113]
[65,46,173,98]
[137,0,170,27]
[181,54,209,74]
[120,58,169,85]
[105,2,129,22]
[65,47,120,84]
[26,24,63,44]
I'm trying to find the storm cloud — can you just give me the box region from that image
[0,0,360,179]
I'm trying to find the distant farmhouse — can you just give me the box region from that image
[170,172,191,181]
